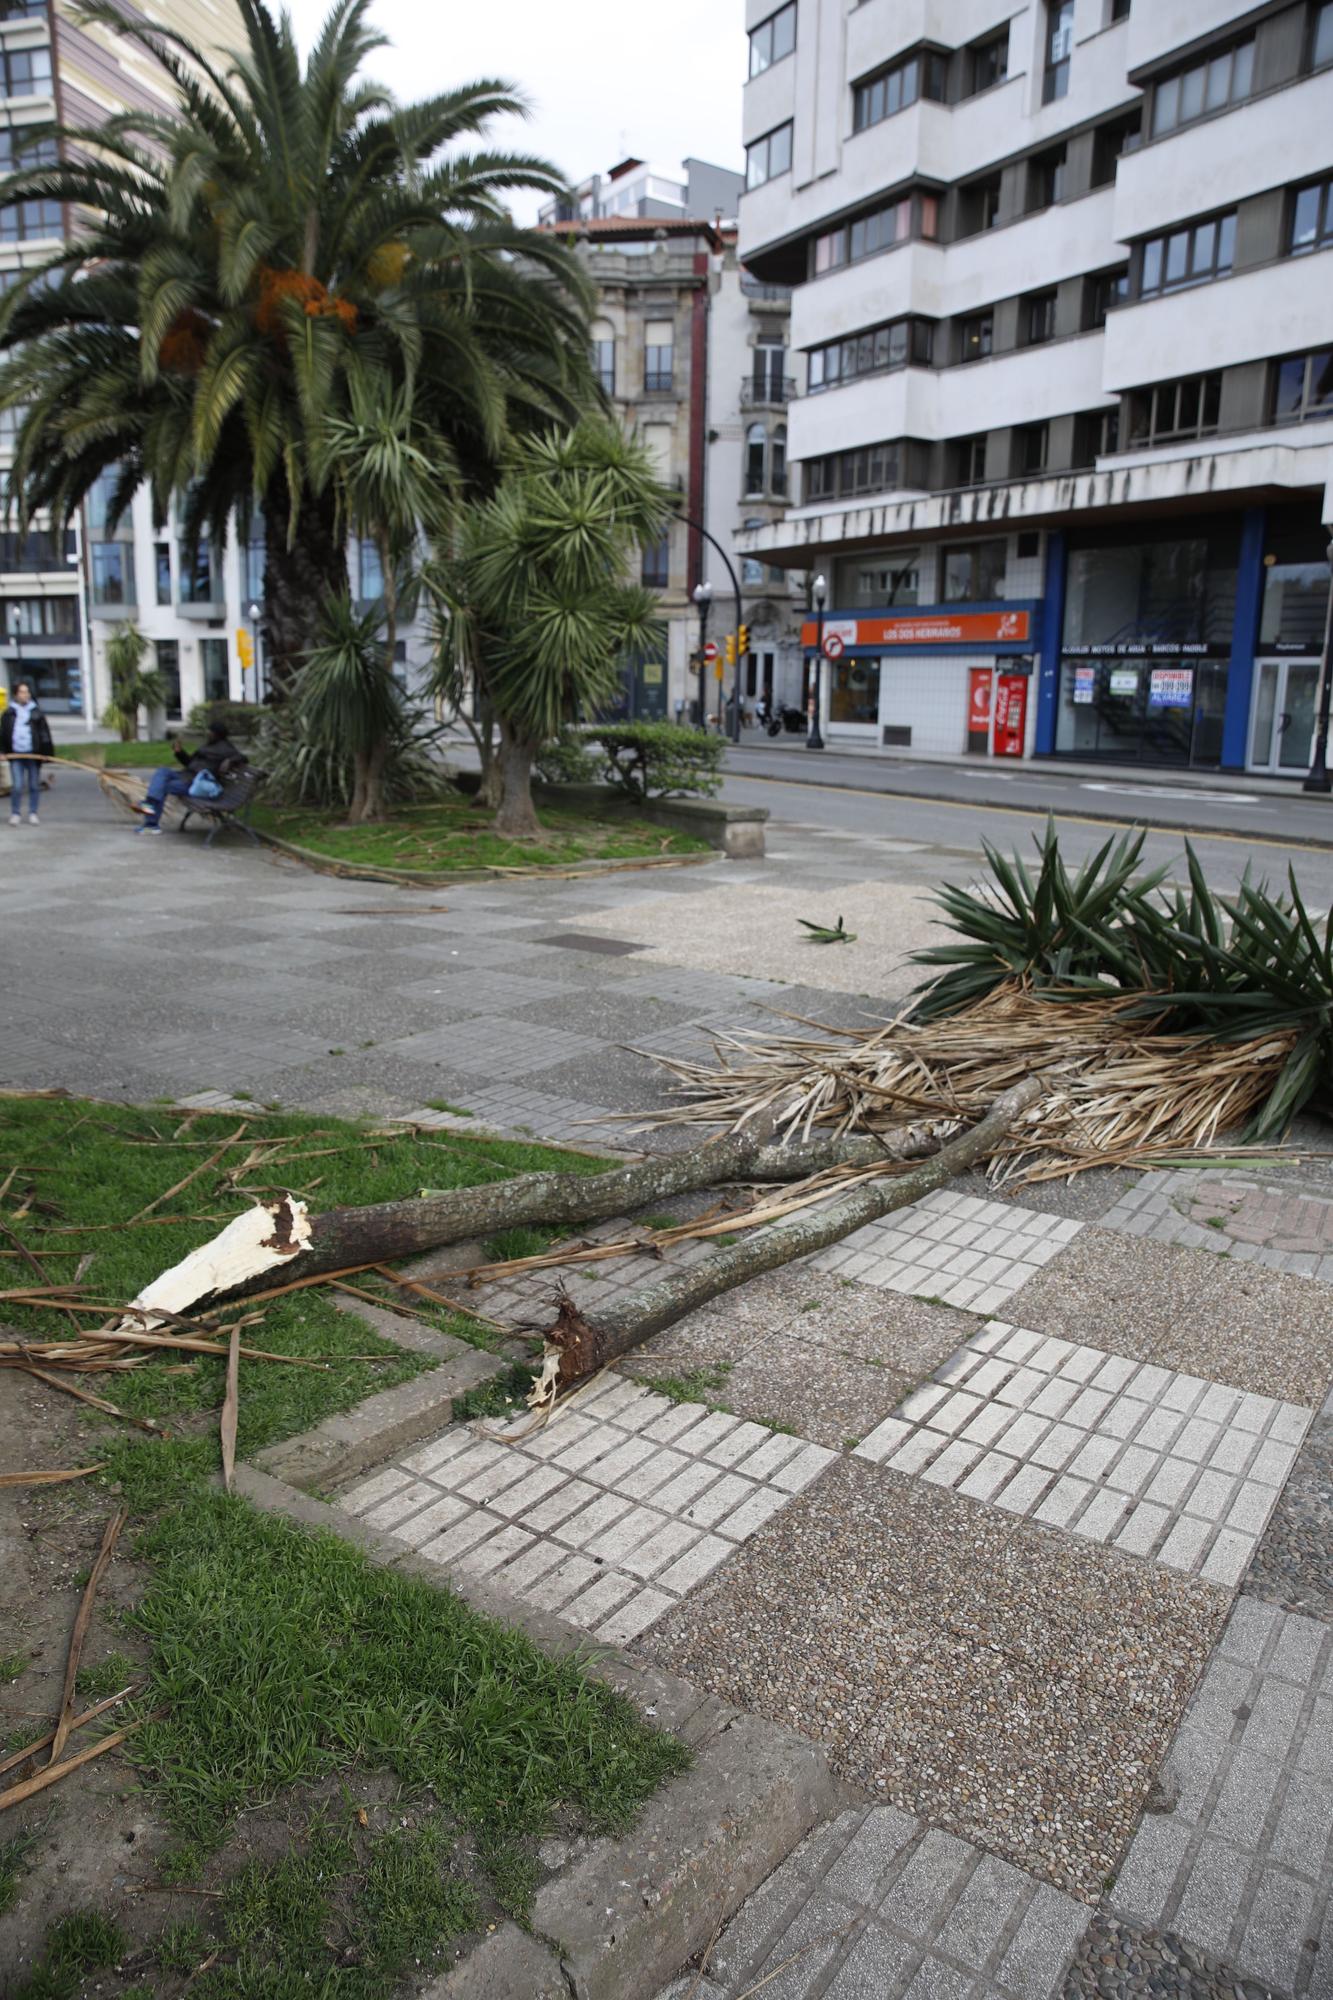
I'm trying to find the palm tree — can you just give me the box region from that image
[102,623,166,741]
[0,0,594,687]
[458,421,672,837]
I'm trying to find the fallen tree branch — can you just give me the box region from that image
[130,1120,943,1317]
[0,1465,105,1489]
[0,1715,150,1813]
[0,1684,138,1779]
[533,1079,1042,1400]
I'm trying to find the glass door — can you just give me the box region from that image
[1250,659,1320,771]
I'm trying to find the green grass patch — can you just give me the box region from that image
[0,1828,39,1919]
[250,794,709,874]
[128,1495,688,1903]
[2,1096,684,1962]
[449,1363,535,1425]
[481,1223,556,1264]
[0,1652,25,1680]
[632,1363,733,1408]
[53,738,179,769]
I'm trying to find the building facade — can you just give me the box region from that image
[541,159,805,723]
[0,0,273,727]
[738,0,1333,771]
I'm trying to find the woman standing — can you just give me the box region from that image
[1,680,54,824]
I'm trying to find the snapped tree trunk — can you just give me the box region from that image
[262,466,347,697]
[494,721,540,838]
[538,1079,1042,1392]
[136,1119,946,1314]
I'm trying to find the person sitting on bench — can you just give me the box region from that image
[135,723,247,832]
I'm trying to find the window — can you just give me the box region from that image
[181,540,215,604]
[0,122,61,245]
[90,543,134,606]
[833,553,923,605]
[1139,211,1235,296]
[771,424,786,497]
[852,50,946,133]
[829,657,880,726]
[1290,177,1333,255]
[154,543,171,606]
[592,336,615,395]
[0,529,72,569]
[1314,2,1333,65]
[752,339,787,401]
[746,122,792,191]
[1086,265,1129,327]
[1272,348,1333,424]
[1073,407,1121,464]
[643,321,673,393]
[966,29,1008,95]
[1125,373,1222,446]
[953,435,988,486]
[1044,1,1074,102]
[741,519,766,587]
[807,316,931,391]
[200,637,229,704]
[803,440,906,501]
[641,534,670,588]
[1110,0,1131,18]
[0,1,49,15]
[1022,291,1057,346]
[749,1,795,77]
[745,423,768,496]
[959,313,993,363]
[942,540,1006,602]
[1152,38,1253,136]
[2,45,52,96]
[1091,112,1140,188]
[358,540,384,600]
[959,173,1001,237]
[0,596,76,636]
[1016,422,1049,475]
[244,514,265,604]
[155,640,181,719]
[1028,146,1066,213]
[812,194,927,273]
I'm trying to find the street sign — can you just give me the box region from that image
[822,632,844,660]
[702,641,718,662]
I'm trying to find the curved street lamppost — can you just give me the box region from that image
[807,571,827,751]
[692,580,713,732]
[1301,536,1333,795]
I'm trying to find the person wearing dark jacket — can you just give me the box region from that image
[2,681,55,825]
[134,722,246,832]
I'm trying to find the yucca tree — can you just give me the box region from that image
[0,0,594,687]
[102,623,166,741]
[454,421,672,838]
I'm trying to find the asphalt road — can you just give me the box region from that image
[717,743,1333,903]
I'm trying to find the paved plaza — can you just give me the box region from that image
[8,778,1333,1998]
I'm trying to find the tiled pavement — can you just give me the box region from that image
[1103,1170,1333,1282]
[811,1188,1082,1317]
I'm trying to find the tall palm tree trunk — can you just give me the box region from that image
[262,470,347,696]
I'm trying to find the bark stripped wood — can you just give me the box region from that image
[136,1120,942,1316]
[533,1080,1042,1403]
[49,1509,127,1765]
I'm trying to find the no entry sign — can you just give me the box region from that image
[822,632,844,659]
[702,641,718,662]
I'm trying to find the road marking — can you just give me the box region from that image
[1082,782,1263,806]
[727,773,1332,854]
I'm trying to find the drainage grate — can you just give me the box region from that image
[534,933,647,956]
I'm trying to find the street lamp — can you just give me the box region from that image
[68,518,93,726]
[1301,537,1333,795]
[807,572,827,751]
[247,598,264,704]
[692,580,712,732]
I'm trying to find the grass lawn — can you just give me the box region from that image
[251,794,710,872]
[54,740,183,769]
[1,1097,687,1997]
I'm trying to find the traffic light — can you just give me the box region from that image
[738,623,749,658]
[236,628,254,672]
[725,631,736,667]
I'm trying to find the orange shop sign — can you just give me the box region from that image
[800,609,1031,648]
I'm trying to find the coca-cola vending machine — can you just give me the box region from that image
[992,667,1030,758]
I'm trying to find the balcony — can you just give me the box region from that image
[741,375,796,410]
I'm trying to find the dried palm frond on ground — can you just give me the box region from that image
[642,984,1303,1184]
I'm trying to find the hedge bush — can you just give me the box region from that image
[588,723,722,801]
[535,729,606,787]
[186,699,265,740]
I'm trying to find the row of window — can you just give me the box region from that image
[807,317,933,392]
[834,538,1008,609]
[812,190,936,275]
[852,50,946,134]
[591,325,676,397]
[0,45,51,96]
[1140,211,1235,297]
[745,120,792,192]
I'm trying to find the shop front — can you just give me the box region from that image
[798,604,1040,756]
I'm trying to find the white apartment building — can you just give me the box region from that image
[738,0,1333,771]
[541,159,805,723]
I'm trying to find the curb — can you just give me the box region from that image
[236,1301,839,1999]
[251,827,721,886]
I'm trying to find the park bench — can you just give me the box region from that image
[176,764,266,847]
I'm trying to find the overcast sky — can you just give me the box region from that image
[285,0,748,222]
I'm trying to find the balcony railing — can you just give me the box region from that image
[741,374,795,409]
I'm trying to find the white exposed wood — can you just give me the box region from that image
[126,1195,311,1321]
